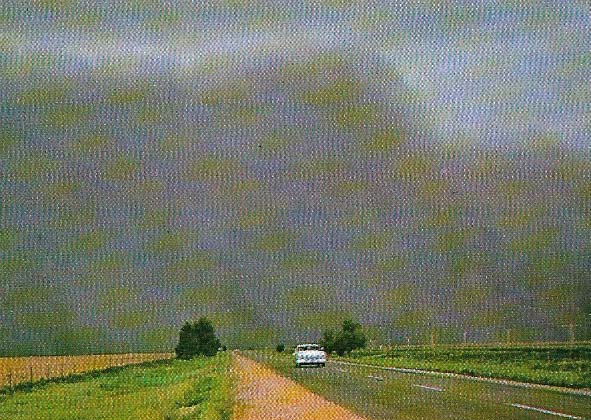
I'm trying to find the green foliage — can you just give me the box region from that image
[319,329,336,353]
[276,343,285,353]
[175,318,221,359]
[320,319,367,356]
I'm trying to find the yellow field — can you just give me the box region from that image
[0,353,174,388]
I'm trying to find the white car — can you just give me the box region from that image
[293,344,327,367]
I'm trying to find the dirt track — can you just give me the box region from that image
[232,353,368,420]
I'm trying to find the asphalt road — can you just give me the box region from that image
[247,352,591,420]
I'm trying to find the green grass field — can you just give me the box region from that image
[0,353,233,420]
[336,344,591,389]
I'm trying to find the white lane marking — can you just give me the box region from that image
[331,360,591,397]
[510,403,583,419]
[367,375,384,381]
[413,384,444,392]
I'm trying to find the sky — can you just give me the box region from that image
[0,0,590,354]
[2,1,590,150]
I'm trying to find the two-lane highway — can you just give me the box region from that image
[247,351,591,420]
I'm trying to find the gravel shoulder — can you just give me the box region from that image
[232,353,368,420]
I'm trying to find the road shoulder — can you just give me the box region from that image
[232,353,368,420]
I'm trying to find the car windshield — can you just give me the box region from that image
[298,345,320,351]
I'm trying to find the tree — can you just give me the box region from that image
[175,317,221,359]
[320,329,336,353]
[321,319,366,356]
[276,343,285,352]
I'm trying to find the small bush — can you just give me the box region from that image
[276,343,285,353]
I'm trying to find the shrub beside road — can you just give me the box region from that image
[335,344,591,389]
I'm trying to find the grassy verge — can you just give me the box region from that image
[335,344,591,389]
[0,352,234,420]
